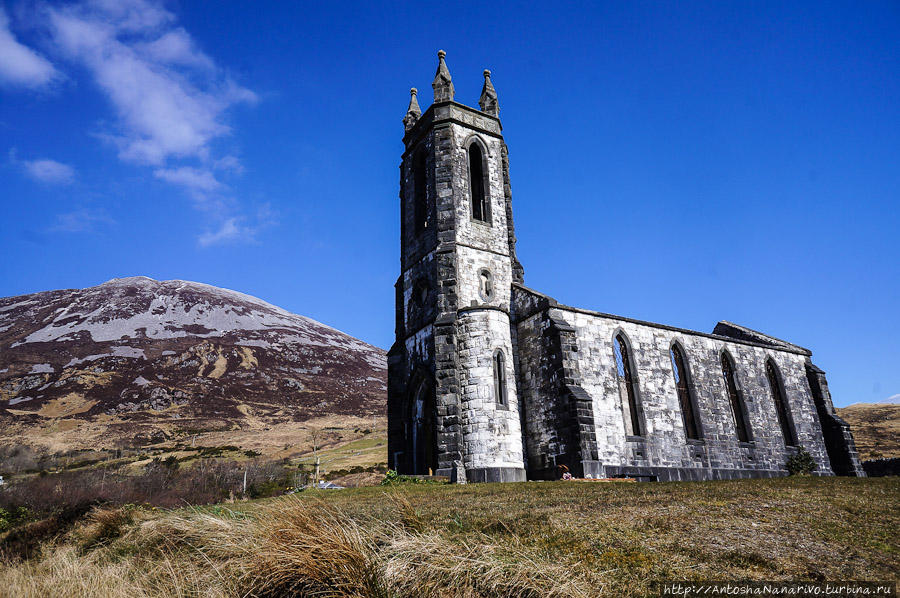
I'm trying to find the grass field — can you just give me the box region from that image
[837,403,900,460]
[1,476,897,597]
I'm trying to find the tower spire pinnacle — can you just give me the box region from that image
[432,50,454,103]
[403,87,421,132]
[479,69,499,116]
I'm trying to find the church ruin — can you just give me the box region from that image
[387,51,865,482]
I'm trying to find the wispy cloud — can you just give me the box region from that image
[135,28,215,71]
[198,218,242,247]
[50,208,115,233]
[24,158,76,184]
[213,155,244,174]
[198,203,277,247]
[46,1,256,166]
[9,150,76,184]
[154,166,223,194]
[0,7,59,89]
[36,0,264,244]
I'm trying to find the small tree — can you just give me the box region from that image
[786,447,816,475]
[295,425,340,489]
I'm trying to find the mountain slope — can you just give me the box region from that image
[0,277,386,454]
[837,403,900,460]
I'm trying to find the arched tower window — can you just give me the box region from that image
[670,344,701,440]
[468,142,489,222]
[613,333,642,437]
[493,350,507,407]
[412,148,427,234]
[721,352,752,442]
[478,269,494,301]
[765,359,797,447]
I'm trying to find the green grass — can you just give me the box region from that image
[1,477,897,597]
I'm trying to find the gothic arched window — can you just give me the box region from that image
[493,350,507,407]
[413,148,427,234]
[766,359,797,446]
[670,343,701,440]
[613,333,643,437]
[479,269,494,301]
[721,352,752,442]
[468,142,489,222]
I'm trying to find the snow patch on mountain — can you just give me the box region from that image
[0,276,387,428]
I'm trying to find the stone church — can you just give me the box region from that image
[387,52,865,483]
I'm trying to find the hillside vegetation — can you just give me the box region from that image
[0,277,387,467]
[838,403,900,460]
[1,477,897,597]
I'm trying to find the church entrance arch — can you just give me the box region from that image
[409,374,437,475]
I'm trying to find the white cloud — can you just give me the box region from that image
[32,0,264,244]
[50,208,115,233]
[0,7,59,88]
[136,28,215,70]
[46,0,257,166]
[213,154,244,174]
[19,157,75,184]
[879,394,900,405]
[198,203,277,247]
[198,218,243,247]
[154,166,223,193]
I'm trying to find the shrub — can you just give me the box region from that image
[0,459,298,516]
[786,447,817,475]
[0,506,35,533]
[0,502,97,561]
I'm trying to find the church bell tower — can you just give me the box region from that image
[387,51,527,483]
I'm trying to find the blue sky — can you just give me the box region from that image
[1,1,897,407]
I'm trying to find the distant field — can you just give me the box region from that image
[2,477,897,597]
[838,403,900,460]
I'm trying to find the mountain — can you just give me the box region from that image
[837,403,900,461]
[0,277,386,456]
[872,394,900,405]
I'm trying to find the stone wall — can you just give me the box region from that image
[456,307,525,477]
[512,285,835,480]
[390,102,527,481]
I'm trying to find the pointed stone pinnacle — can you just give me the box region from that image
[479,69,499,116]
[432,49,454,103]
[403,87,422,132]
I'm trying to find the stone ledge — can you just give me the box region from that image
[466,466,527,483]
[602,465,795,482]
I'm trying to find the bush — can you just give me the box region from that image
[786,447,816,475]
[0,506,35,533]
[0,502,97,560]
[0,459,298,516]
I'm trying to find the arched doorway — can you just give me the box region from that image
[409,376,437,475]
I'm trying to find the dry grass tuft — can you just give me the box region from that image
[76,506,135,551]
[243,497,387,598]
[0,477,897,597]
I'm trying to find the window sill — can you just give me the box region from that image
[686,438,705,446]
[625,435,645,443]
